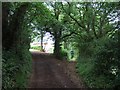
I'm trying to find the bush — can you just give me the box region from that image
[78,41,95,58]
[93,32,120,88]
[2,50,19,88]
[60,49,68,60]
[2,48,32,89]
[76,57,115,88]
[76,31,120,88]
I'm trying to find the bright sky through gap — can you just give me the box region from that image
[43,32,54,44]
[43,32,54,53]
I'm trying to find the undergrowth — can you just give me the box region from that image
[76,57,115,88]
[2,48,32,89]
[76,31,120,88]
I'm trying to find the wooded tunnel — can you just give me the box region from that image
[2,2,119,89]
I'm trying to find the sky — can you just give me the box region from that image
[42,32,54,53]
[43,32,54,44]
[31,32,54,53]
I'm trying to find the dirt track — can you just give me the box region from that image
[28,50,86,88]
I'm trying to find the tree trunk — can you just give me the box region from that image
[3,3,29,50]
[54,30,62,59]
[2,3,10,50]
[92,15,98,39]
[54,32,61,59]
[40,30,44,51]
[10,3,29,45]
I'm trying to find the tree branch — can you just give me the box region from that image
[61,2,86,29]
[92,13,98,39]
[61,31,78,40]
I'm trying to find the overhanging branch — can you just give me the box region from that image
[61,2,86,29]
[61,31,78,40]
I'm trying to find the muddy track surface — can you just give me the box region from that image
[28,50,86,89]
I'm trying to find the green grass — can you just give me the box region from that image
[30,46,42,51]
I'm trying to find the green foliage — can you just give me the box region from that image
[93,31,120,87]
[15,52,32,88]
[2,48,32,89]
[78,41,94,58]
[2,51,18,88]
[59,49,68,60]
[77,57,115,88]
[76,30,119,88]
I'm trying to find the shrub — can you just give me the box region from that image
[93,32,120,88]
[76,31,120,88]
[76,56,116,88]
[78,41,95,58]
[2,48,32,89]
[2,50,19,88]
[60,49,68,60]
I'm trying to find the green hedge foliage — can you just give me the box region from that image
[2,48,32,89]
[77,31,120,88]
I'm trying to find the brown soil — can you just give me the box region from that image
[28,50,86,89]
